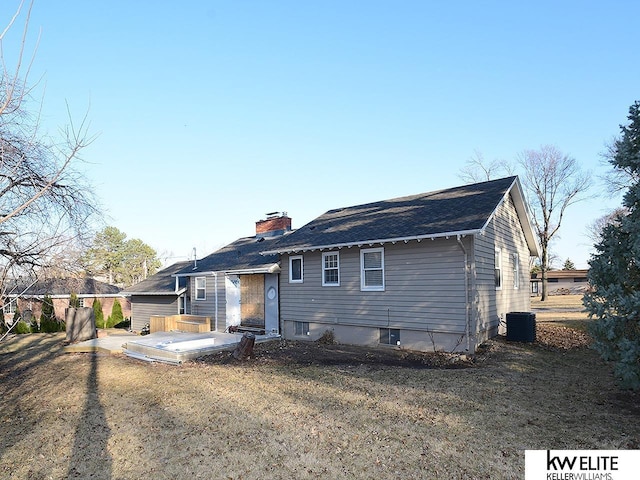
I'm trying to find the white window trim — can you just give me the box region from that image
[3,301,16,314]
[512,252,520,290]
[289,255,304,283]
[495,248,502,290]
[360,247,385,292]
[195,276,206,300]
[322,251,340,287]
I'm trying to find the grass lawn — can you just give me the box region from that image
[1,298,638,479]
[531,294,591,331]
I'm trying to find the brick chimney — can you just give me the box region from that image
[256,212,292,237]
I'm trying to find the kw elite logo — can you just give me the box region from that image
[525,450,639,480]
[546,450,617,480]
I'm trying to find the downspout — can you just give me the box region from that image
[457,235,471,352]
[213,272,218,332]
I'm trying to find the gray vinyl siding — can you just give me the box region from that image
[280,239,468,335]
[188,275,226,331]
[474,225,498,338]
[474,193,532,339]
[130,295,179,331]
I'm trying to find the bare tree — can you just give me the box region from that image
[600,138,640,195]
[517,145,591,300]
[458,150,515,183]
[586,207,628,245]
[0,1,98,306]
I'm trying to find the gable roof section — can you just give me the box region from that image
[121,261,191,296]
[175,235,281,277]
[263,176,539,256]
[8,277,122,298]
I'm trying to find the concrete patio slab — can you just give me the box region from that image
[64,333,139,354]
[64,330,280,364]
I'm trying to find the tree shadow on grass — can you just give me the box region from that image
[66,353,112,479]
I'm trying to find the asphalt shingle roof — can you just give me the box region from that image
[10,277,122,296]
[265,176,518,252]
[121,261,191,295]
[176,235,281,275]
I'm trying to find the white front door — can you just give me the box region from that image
[225,274,241,327]
[264,273,279,334]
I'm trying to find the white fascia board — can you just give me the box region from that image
[173,264,280,277]
[125,288,187,296]
[173,271,216,278]
[260,229,481,255]
[224,264,281,275]
[13,293,127,299]
[480,177,540,257]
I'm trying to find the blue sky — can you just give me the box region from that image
[2,1,638,268]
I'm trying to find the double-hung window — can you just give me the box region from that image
[322,252,340,286]
[289,256,303,283]
[3,301,16,314]
[495,248,502,290]
[195,277,206,300]
[512,253,520,289]
[361,247,384,291]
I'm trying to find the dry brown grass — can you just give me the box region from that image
[1,302,638,480]
[531,294,591,330]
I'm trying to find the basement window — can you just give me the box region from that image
[294,321,309,336]
[380,328,400,346]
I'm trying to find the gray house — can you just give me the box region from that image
[262,176,539,353]
[123,215,290,334]
[122,261,192,331]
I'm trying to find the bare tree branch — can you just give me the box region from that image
[517,145,591,300]
[0,0,100,297]
[458,150,515,184]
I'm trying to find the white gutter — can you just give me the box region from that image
[172,264,280,277]
[261,228,481,255]
[457,234,471,352]
[124,289,187,296]
[479,177,540,256]
[223,265,281,275]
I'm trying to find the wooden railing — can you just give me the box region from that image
[149,315,211,333]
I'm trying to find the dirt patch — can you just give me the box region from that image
[195,322,591,369]
[535,323,592,350]
[196,338,475,368]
